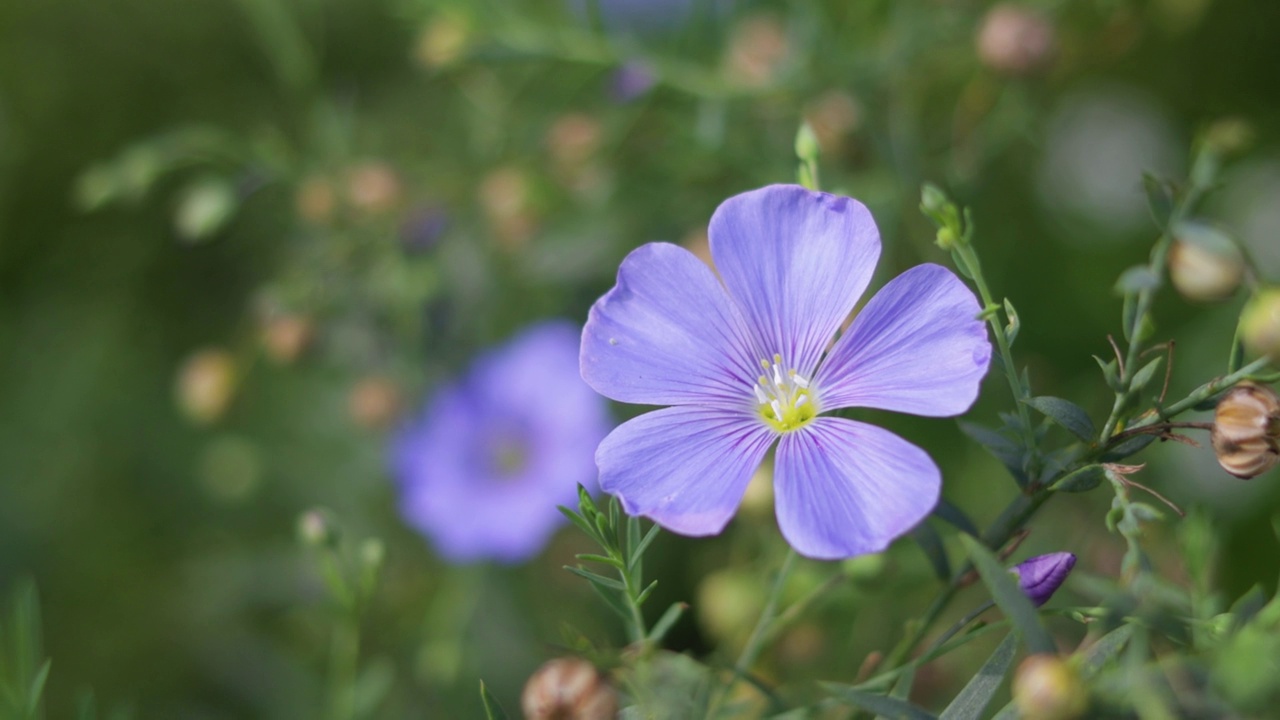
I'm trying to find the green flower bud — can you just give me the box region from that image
[794,121,820,163]
[175,176,237,243]
[936,226,959,251]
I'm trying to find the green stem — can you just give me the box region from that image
[955,243,1039,475]
[327,614,361,720]
[706,549,799,719]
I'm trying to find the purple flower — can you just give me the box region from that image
[1011,552,1077,606]
[399,204,449,254]
[610,62,657,103]
[392,321,611,563]
[580,185,991,559]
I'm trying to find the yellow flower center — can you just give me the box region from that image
[754,354,818,432]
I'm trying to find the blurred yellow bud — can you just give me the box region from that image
[977,4,1057,77]
[1167,222,1244,302]
[414,14,470,70]
[725,15,789,88]
[1212,382,1280,479]
[1241,288,1280,362]
[345,162,403,215]
[521,657,617,720]
[295,175,336,225]
[261,314,313,365]
[697,569,762,645]
[176,348,237,425]
[348,376,401,429]
[1012,654,1088,720]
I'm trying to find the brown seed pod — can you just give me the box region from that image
[521,657,617,720]
[1212,382,1280,479]
[1012,654,1087,720]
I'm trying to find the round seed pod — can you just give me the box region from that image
[1167,222,1244,302]
[1212,382,1280,479]
[521,658,617,720]
[1012,654,1087,720]
[1241,288,1280,362]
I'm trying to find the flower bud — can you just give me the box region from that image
[521,658,617,720]
[724,15,789,88]
[1167,222,1244,302]
[610,62,655,103]
[176,348,237,425]
[976,4,1057,77]
[261,313,313,365]
[1212,381,1280,479]
[174,177,237,243]
[1012,654,1088,720]
[348,376,402,429]
[297,508,337,547]
[345,162,402,215]
[295,175,336,225]
[1011,552,1076,606]
[1241,289,1280,362]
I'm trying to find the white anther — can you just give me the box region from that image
[794,395,809,409]
[753,385,768,404]
[792,373,810,389]
[771,400,783,420]
[772,364,784,386]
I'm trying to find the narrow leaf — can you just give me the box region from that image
[627,524,662,573]
[910,524,951,581]
[1049,465,1104,493]
[821,683,937,720]
[1078,624,1133,680]
[938,633,1018,720]
[648,602,688,644]
[933,499,980,537]
[1142,172,1175,228]
[1115,265,1160,295]
[564,566,626,592]
[26,660,50,717]
[576,553,624,569]
[480,680,511,720]
[959,536,1056,655]
[1023,397,1096,442]
[1130,357,1164,393]
[958,421,1028,486]
[1003,299,1020,346]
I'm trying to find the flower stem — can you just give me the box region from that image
[706,549,799,719]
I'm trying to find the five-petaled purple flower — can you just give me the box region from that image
[1011,552,1077,606]
[392,321,610,564]
[580,185,991,559]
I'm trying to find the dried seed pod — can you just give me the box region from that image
[1212,382,1280,479]
[1167,222,1244,302]
[521,657,617,720]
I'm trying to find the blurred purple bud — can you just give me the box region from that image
[1011,552,1076,606]
[610,62,656,103]
[399,205,449,254]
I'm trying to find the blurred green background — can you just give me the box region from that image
[2,0,1279,716]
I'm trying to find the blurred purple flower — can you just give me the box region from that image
[1011,552,1076,606]
[581,185,991,559]
[392,321,611,563]
[399,204,449,254]
[610,62,656,103]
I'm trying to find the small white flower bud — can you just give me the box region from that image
[521,658,617,720]
[1167,222,1244,302]
[1212,382,1280,479]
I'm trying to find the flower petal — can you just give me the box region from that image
[597,406,776,536]
[816,263,990,416]
[774,417,939,559]
[709,185,880,378]
[582,242,761,409]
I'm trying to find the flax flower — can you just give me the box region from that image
[581,185,990,559]
[392,321,610,563]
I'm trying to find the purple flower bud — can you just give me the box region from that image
[1011,553,1076,607]
[399,205,449,254]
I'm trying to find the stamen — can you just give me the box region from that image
[791,372,810,389]
[771,400,783,420]
[753,385,768,404]
[772,364,784,386]
[795,395,809,408]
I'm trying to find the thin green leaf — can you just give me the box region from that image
[25,660,50,718]
[564,566,626,592]
[648,602,688,644]
[1049,465,1104,493]
[480,680,511,720]
[938,633,1018,720]
[575,553,624,570]
[558,506,600,542]
[1003,298,1020,346]
[585,580,632,623]
[821,683,937,720]
[1022,397,1096,442]
[933,499,980,537]
[627,524,662,573]
[634,579,658,607]
[1101,434,1157,461]
[910,524,951,581]
[1077,624,1133,680]
[959,536,1056,655]
[957,421,1028,486]
[1142,172,1175,229]
[1094,355,1123,392]
[1115,265,1160,295]
[1130,357,1164,393]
